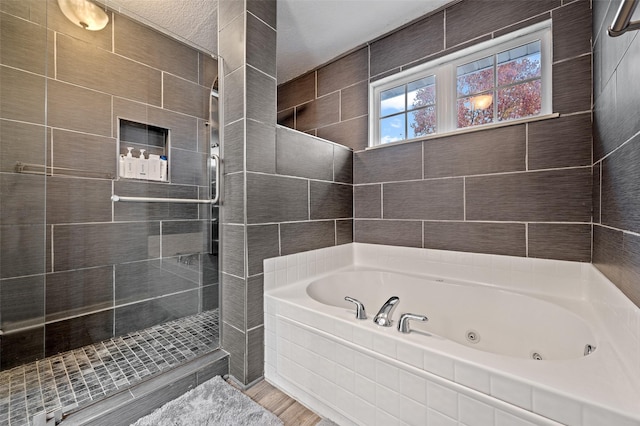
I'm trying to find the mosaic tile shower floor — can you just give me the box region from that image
[0,310,219,426]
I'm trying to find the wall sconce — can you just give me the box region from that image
[57,0,109,31]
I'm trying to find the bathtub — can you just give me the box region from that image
[264,243,640,426]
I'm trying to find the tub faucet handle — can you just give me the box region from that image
[373,296,399,327]
[398,313,428,333]
[345,296,367,320]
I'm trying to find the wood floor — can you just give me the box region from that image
[241,380,322,425]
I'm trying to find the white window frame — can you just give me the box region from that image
[369,20,553,148]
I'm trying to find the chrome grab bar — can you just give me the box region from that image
[111,154,221,205]
[609,0,640,36]
[111,195,215,204]
[211,153,220,204]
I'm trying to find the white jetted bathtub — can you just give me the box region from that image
[264,243,640,426]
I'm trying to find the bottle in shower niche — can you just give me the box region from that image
[148,154,161,181]
[124,147,136,178]
[119,154,125,178]
[160,155,168,182]
[137,149,147,179]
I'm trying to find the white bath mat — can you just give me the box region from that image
[130,375,283,426]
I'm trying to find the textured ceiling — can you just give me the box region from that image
[102,0,448,83]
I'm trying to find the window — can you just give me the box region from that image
[370,21,552,147]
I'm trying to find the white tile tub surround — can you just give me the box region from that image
[264,243,640,426]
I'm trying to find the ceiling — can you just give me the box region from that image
[104,0,450,84]
[276,0,450,83]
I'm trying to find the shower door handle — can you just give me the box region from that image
[211,153,221,204]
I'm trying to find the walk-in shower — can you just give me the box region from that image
[0,1,224,423]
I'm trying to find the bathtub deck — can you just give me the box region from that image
[0,310,219,426]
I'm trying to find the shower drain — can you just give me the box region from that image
[465,330,480,343]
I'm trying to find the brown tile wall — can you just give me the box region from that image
[278,0,593,267]
[0,1,218,369]
[593,0,640,307]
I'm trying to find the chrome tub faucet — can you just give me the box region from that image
[373,296,399,326]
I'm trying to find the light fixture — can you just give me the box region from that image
[470,94,493,110]
[57,0,109,31]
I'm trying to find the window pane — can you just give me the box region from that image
[380,86,405,117]
[457,94,493,128]
[497,41,541,86]
[380,114,406,143]
[497,80,541,121]
[409,106,436,138]
[457,56,493,97]
[408,75,436,109]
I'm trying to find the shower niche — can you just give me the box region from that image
[118,118,170,182]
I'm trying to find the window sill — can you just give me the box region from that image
[366,112,560,151]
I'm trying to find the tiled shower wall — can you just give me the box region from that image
[278,0,593,263]
[218,0,353,385]
[0,0,218,370]
[593,0,640,308]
